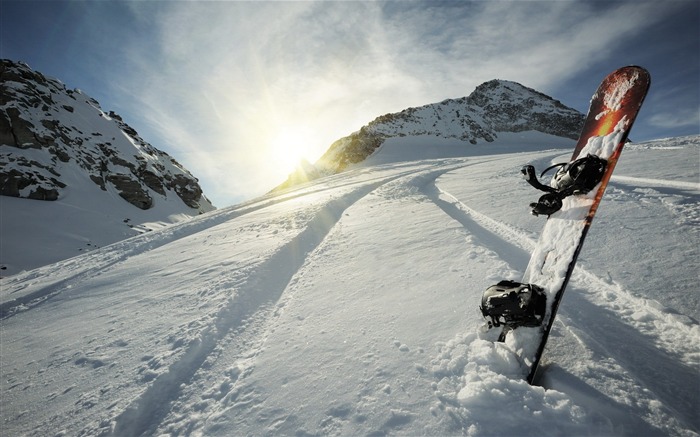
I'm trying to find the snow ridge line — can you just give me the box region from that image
[383,158,501,195]
[106,169,439,437]
[569,267,700,368]
[540,318,696,437]
[431,181,700,370]
[432,184,538,254]
[420,180,530,273]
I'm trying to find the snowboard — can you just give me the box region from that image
[482,66,651,384]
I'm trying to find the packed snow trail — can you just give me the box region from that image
[2,163,449,436]
[0,163,429,320]
[152,158,519,436]
[1,135,698,436]
[109,178,404,436]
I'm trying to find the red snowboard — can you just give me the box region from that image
[492,66,651,384]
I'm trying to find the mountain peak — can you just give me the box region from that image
[467,79,570,111]
[300,79,584,180]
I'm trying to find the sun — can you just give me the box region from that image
[270,127,314,175]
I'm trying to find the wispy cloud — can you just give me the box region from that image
[649,110,700,130]
[105,1,690,206]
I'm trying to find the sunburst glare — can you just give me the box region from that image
[270,126,315,176]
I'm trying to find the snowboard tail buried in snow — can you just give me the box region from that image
[480,66,651,384]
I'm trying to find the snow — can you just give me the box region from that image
[0,164,205,277]
[580,116,629,158]
[1,133,698,436]
[600,70,640,116]
[1,61,214,277]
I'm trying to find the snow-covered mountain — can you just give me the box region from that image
[0,60,215,276]
[275,80,584,191]
[1,130,698,436]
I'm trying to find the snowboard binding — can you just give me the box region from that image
[521,154,607,216]
[480,280,546,329]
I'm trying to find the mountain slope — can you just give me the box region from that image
[1,133,698,437]
[0,60,215,275]
[275,80,584,192]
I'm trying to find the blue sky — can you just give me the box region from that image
[2,1,698,206]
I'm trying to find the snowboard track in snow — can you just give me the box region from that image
[421,166,700,434]
[3,141,698,437]
[0,167,422,320]
[610,175,700,193]
[107,162,475,436]
[1,197,300,319]
[108,180,388,436]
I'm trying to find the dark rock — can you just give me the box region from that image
[1,59,213,211]
[28,186,59,201]
[0,167,62,200]
[106,174,152,210]
[4,107,40,148]
[169,174,203,209]
[139,168,166,196]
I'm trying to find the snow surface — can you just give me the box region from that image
[1,61,215,277]
[0,169,203,278]
[1,133,698,436]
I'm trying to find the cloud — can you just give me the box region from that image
[648,110,700,130]
[107,1,688,206]
[377,1,678,93]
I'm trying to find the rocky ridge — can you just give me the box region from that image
[0,59,214,212]
[275,80,584,191]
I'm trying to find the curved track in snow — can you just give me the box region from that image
[426,168,700,435]
[2,140,698,437]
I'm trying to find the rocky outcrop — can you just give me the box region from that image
[310,79,584,176]
[465,80,583,139]
[0,59,214,212]
[105,174,153,210]
[314,127,385,175]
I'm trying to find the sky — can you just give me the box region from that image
[1,0,698,207]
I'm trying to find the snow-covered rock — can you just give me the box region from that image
[317,79,584,175]
[1,60,212,210]
[0,60,215,275]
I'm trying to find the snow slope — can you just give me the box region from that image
[1,133,698,436]
[1,60,215,277]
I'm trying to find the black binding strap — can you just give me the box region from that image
[522,154,607,216]
[521,165,557,193]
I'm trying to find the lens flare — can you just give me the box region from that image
[270,127,314,175]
